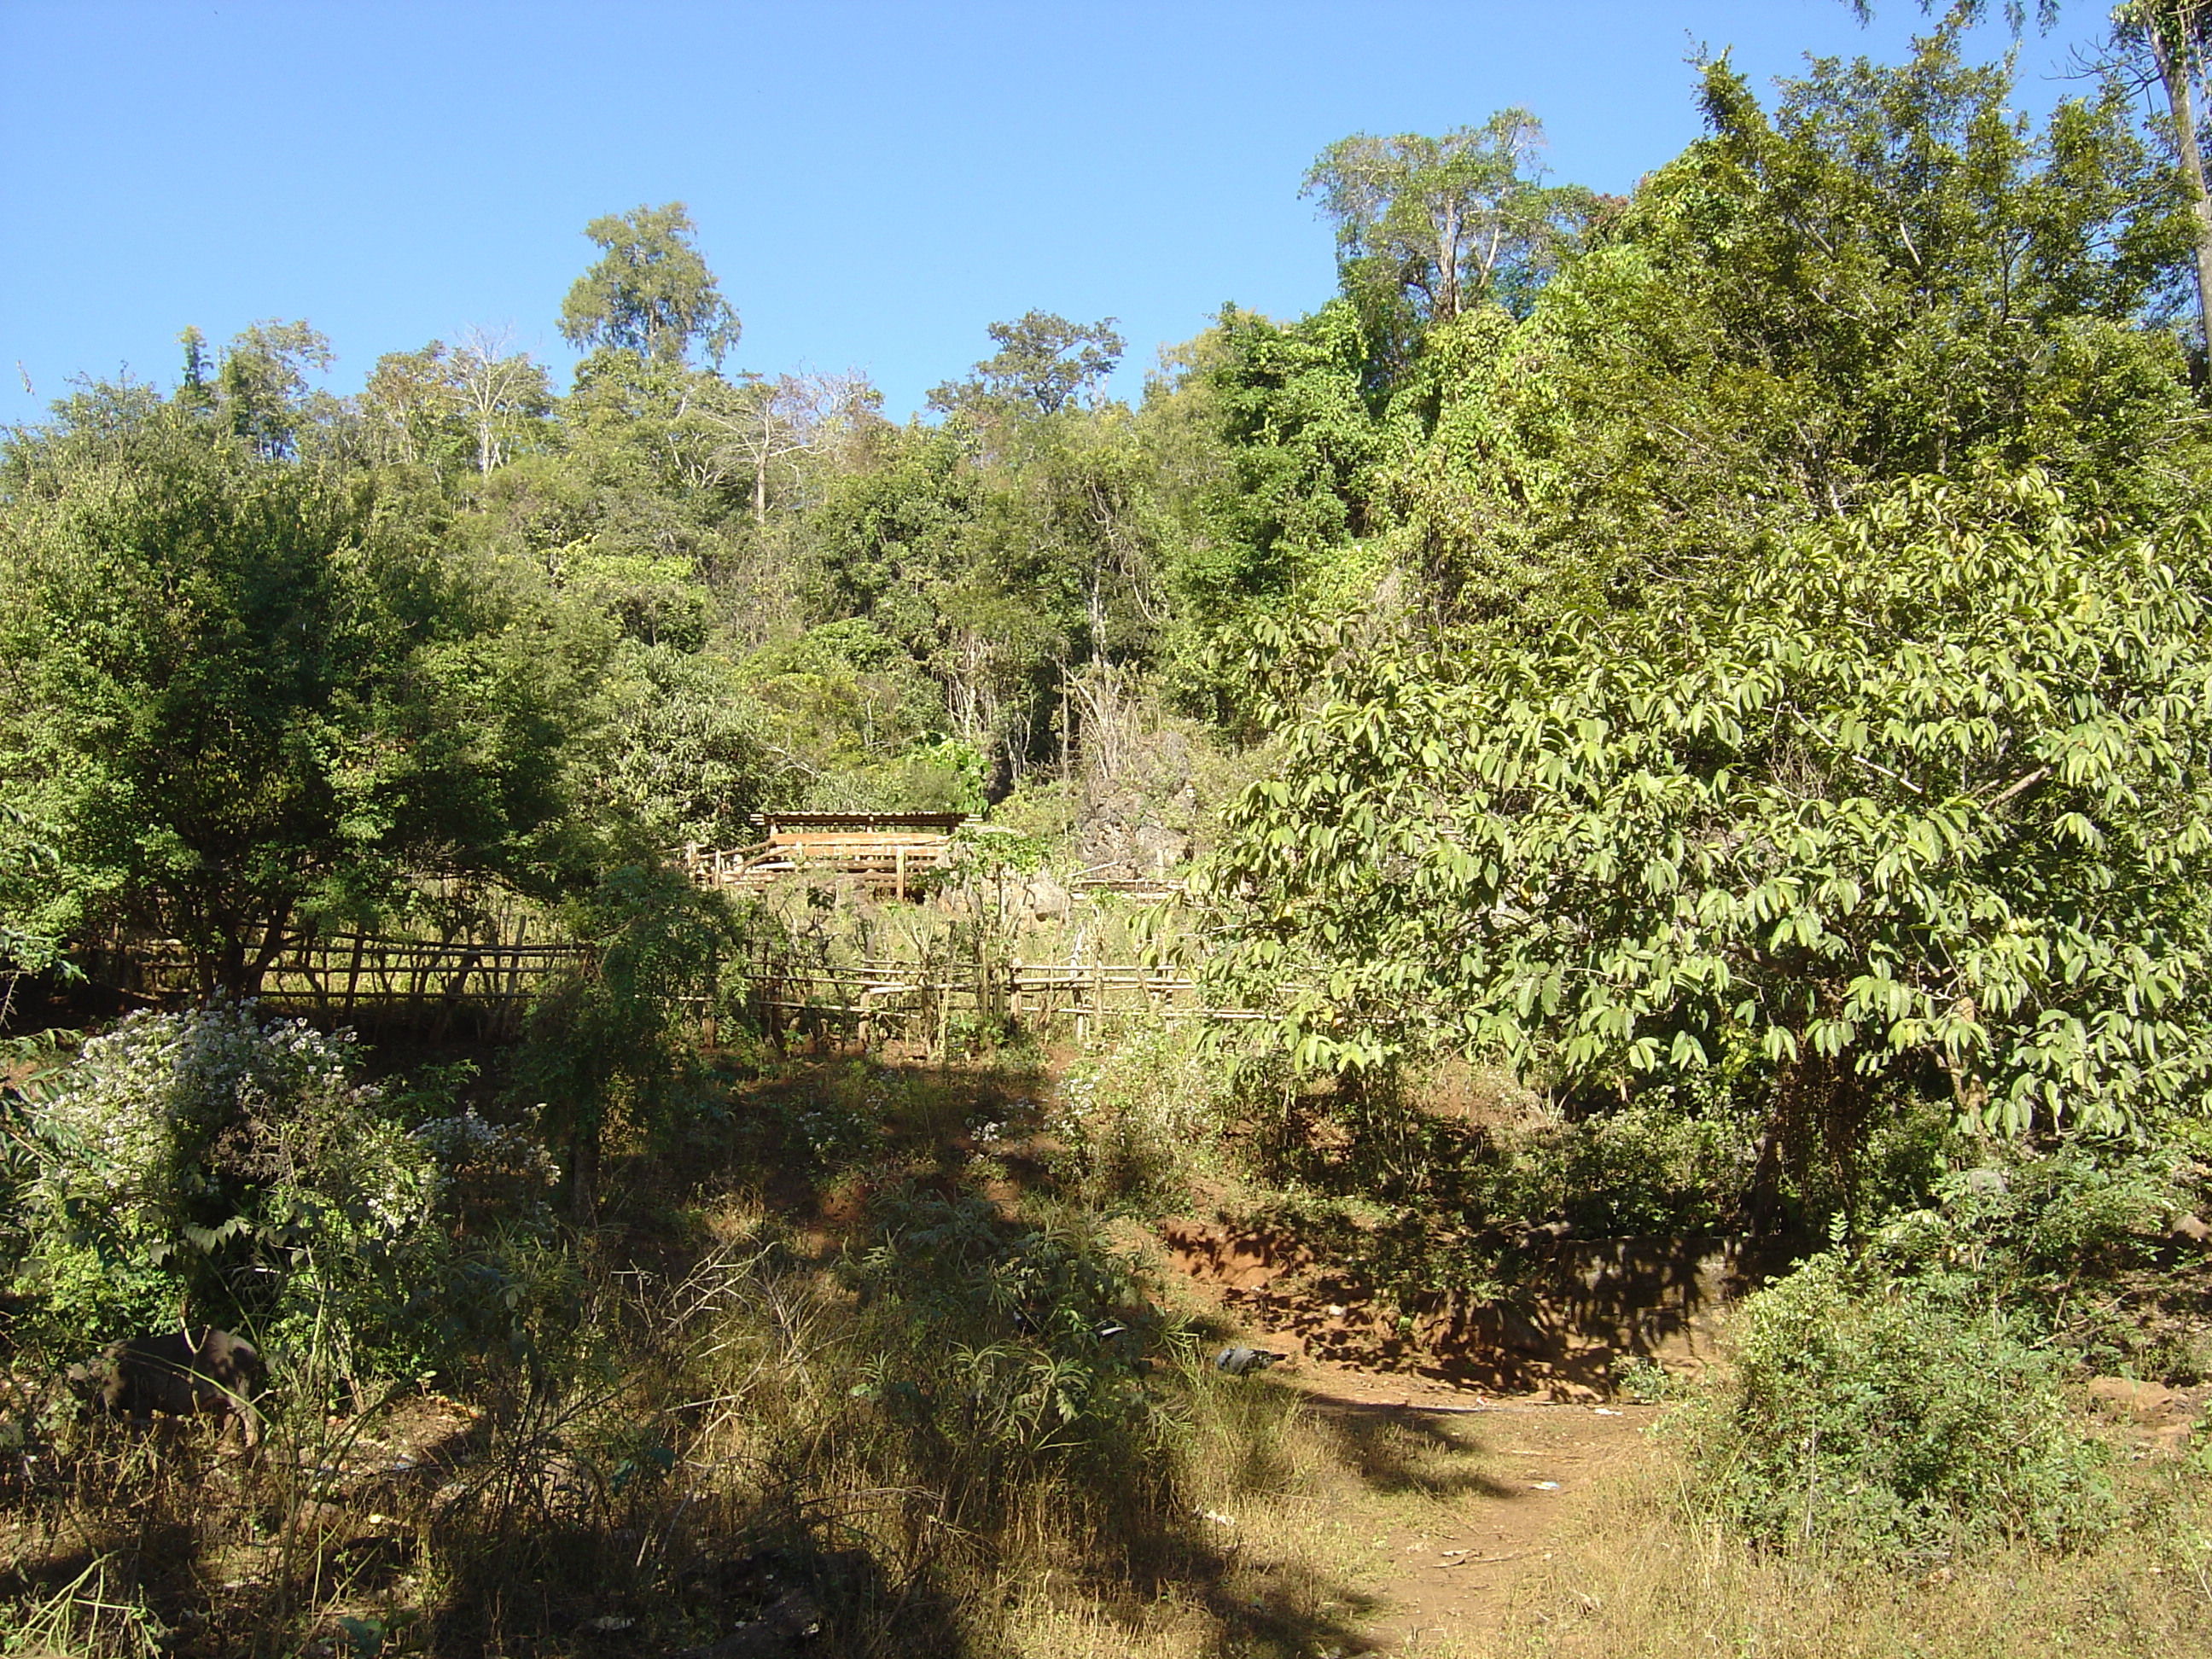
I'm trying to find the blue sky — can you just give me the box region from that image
[0,1,2116,425]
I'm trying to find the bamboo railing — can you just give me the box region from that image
[116,932,585,1038]
[96,935,1256,1051]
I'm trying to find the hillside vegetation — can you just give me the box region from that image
[5,13,2212,1657]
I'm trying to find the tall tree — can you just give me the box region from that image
[2111,3,2212,342]
[1374,27,2196,639]
[696,368,877,523]
[928,311,1125,418]
[451,325,553,474]
[1202,474,2212,1212]
[0,393,588,992]
[178,319,337,459]
[359,340,466,468]
[1302,111,1589,325]
[558,201,740,369]
[1853,0,2212,344]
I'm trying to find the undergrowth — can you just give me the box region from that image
[1501,1436,2212,1658]
[0,1030,1364,1658]
[3,1002,2208,1655]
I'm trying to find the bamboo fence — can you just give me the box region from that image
[96,935,1257,1051]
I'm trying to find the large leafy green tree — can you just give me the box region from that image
[1303,110,1591,328]
[0,388,591,992]
[1377,28,2197,633]
[803,425,1063,786]
[1854,0,2212,343]
[928,311,1126,419]
[1202,474,2212,1209]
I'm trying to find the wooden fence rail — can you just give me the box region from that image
[96,936,1255,1049]
[114,935,588,1039]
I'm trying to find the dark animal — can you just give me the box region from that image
[1214,1344,1288,1377]
[67,1327,265,1447]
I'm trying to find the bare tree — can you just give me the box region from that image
[451,326,551,474]
[696,368,879,522]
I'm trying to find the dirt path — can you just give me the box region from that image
[1273,1358,1658,1651]
[1149,1213,1664,1653]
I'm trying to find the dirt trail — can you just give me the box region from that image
[1150,1215,1664,1652]
[1279,1358,1658,1650]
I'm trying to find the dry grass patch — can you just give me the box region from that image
[1493,1443,2212,1659]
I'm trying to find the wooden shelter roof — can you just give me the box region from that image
[751,812,972,832]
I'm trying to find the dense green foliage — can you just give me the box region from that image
[1206,474,2212,1187]
[1679,1247,2118,1559]
[1675,1133,2198,1559]
[7,24,2212,1643]
[1198,31,2212,1225]
[0,391,590,992]
[511,862,746,1217]
[12,1000,562,1382]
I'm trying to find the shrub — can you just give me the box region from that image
[15,1000,570,1388]
[18,1000,433,1344]
[1049,1021,1237,1203]
[1868,1144,2188,1377]
[1932,1146,2174,1280]
[1678,1249,2115,1561]
[513,863,742,1218]
[412,1107,563,1237]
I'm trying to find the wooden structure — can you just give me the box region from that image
[88,929,1255,1052]
[678,812,971,899]
[111,932,584,1038]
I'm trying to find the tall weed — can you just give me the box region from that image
[1049,1021,1238,1203]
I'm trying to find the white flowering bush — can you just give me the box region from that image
[410,1108,562,1235]
[19,1000,439,1361]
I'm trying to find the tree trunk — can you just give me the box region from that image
[1742,1122,1792,1237]
[2151,18,2212,352]
[243,911,290,998]
[1433,200,1463,319]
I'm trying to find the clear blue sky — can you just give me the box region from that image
[0,0,2116,426]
